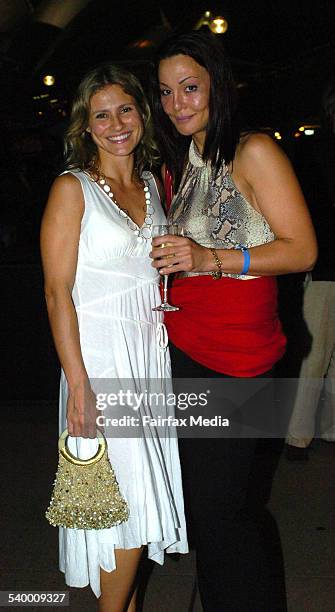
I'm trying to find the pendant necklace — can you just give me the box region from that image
[90,170,155,242]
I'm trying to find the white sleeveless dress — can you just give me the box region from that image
[58,170,188,598]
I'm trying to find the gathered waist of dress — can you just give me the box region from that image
[164,275,286,376]
[72,272,163,324]
[77,257,159,280]
[76,309,163,327]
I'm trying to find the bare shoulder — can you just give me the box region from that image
[50,172,84,198]
[236,132,293,181]
[45,172,85,218]
[238,132,284,163]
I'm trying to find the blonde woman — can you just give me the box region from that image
[41,63,187,612]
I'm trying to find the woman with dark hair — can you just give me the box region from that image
[41,63,187,612]
[150,31,317,611]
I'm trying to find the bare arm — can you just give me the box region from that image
[40,174,96,437]
[151,134,318,276]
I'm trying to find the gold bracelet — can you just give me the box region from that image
[210,248,222,280]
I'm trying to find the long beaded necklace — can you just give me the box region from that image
[90,169,155,242]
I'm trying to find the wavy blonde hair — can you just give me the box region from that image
[65,63,160,173]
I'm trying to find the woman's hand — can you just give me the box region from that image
[67,378,99,438]
[150,234,211,275]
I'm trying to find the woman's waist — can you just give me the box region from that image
[166,275,279,323]
[169,274,278,293]
[73,283,162,318]
[175,271,258,280]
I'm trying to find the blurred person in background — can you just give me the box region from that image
[285,79,335,460]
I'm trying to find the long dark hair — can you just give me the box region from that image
[151,30,240,189]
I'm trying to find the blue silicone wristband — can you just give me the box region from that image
[235,245,250,275]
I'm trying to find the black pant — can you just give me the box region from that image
[170,342,276,612]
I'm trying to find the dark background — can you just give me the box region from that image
[0,0,334,400]
[2,1,335,127]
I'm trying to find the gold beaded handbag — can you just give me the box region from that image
[45,429,129,529]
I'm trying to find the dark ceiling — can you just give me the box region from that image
[1,0,335,129]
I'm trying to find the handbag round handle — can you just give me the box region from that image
[58,429,106,466]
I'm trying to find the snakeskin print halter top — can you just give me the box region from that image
[168,140,275,279]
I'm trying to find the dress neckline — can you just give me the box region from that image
[189,140,207,168]
[86,170,154,241]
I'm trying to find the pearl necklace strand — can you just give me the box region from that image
[92,170,154,242]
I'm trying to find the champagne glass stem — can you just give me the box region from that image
[163,274,168,304]
[151,223,182,312]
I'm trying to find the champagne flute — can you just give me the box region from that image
[152,224,183,312]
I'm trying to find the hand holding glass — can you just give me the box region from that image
[152,224,183,312]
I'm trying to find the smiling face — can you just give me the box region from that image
[158,54,210,151]
[87,83,144,161]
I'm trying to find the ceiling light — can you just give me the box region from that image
[43,75,55,86]
[209,16,228,34]
[195,11,228,34]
